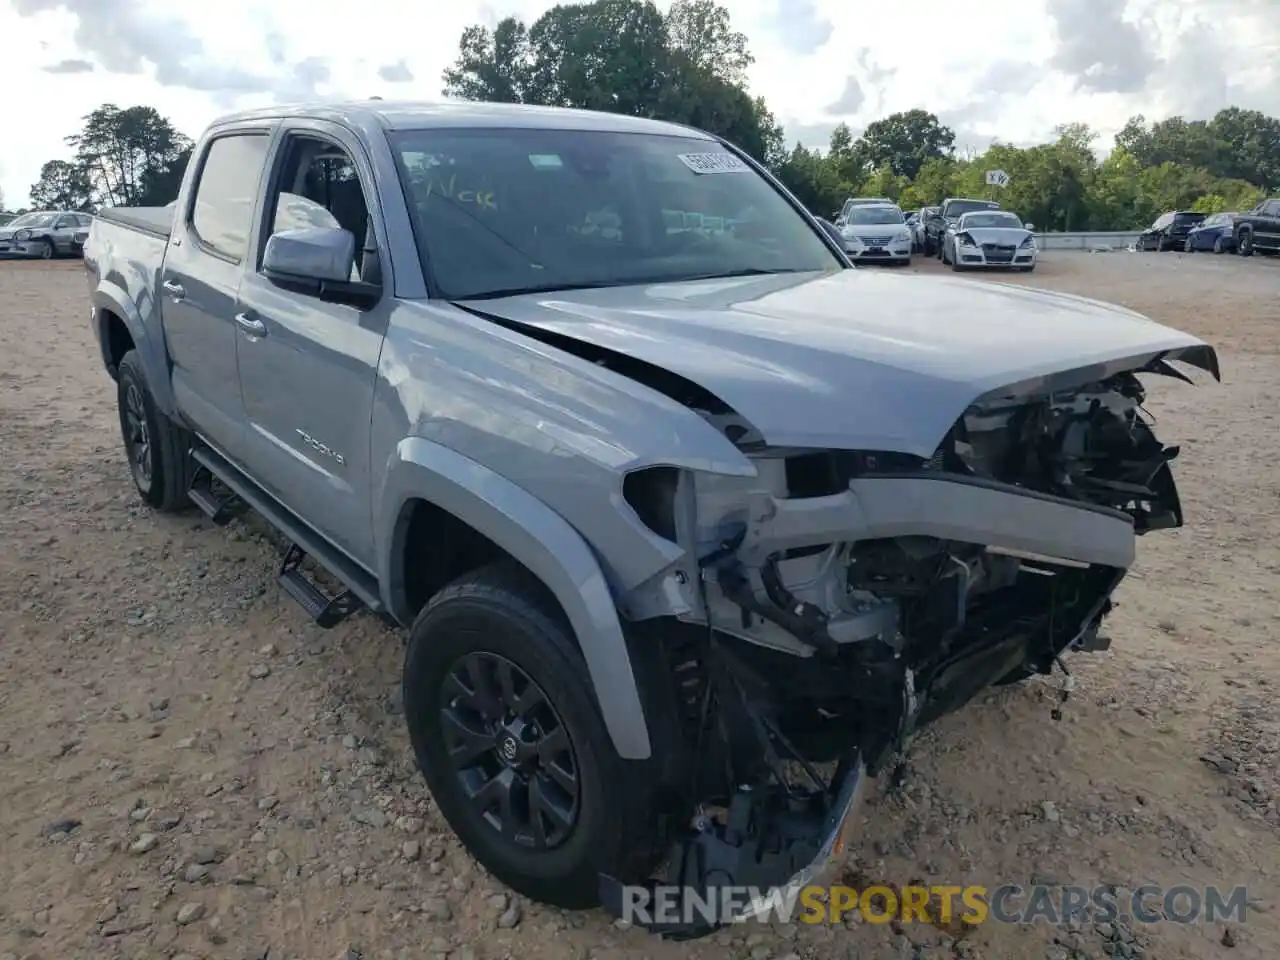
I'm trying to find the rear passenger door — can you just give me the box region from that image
[161,128,272,462]
[233,121,392,570]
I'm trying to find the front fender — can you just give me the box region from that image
[378,436,652,760]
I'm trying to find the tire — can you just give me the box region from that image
[1238,230,1254,257]
[1183,239,1193,253]
[39,239,55,260]
[116,350,191,512]
[1213,236,1224,254]
[402,562,675,909]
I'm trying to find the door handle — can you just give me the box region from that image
[162,279,185,299]
[235,312,267,338]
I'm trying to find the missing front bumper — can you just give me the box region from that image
[598,751,867,939]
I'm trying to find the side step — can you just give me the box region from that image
[188,461,242,526]
[187,445,385,624]
[278,543,363,628]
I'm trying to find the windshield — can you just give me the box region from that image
[849,206,904,225]
[962,212,1022,229]
[945,200,998,219]
[1203,213,1235,226]
[8,212,56,228]
[389,128,841,299]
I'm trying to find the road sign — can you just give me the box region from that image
[985,169,1010,187]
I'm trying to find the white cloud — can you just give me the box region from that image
[1,0,1277,208]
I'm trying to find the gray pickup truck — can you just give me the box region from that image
[83,99,1219,937]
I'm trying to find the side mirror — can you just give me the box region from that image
[1024,222,1036,231]
[262,226,380,308]
[264,226,355,283]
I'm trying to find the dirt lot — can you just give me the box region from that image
[2,250,1279,960]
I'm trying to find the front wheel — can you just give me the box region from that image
[115,350,191,512]
[403,563,675,909]
[39,240,55,260]
[1238,230,1254,257]
[1213,236,1224,254]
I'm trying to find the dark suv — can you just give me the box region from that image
[1138,211,1206,252]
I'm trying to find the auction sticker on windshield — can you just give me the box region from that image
[678,153,749,174]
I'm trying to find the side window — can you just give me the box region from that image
[77,214,94,227]
[190,133,270,262]
[1266,201,1280,217]
[263,136,376,284]
[54,216,72,229]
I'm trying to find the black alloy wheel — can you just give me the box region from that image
[439,651,580,850]
[121,380,153,494]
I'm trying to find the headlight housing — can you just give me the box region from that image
[1020,235,1036,247]
[956,232,977,248]
[14,229,31,241]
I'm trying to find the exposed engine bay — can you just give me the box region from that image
[604,366,1191,937]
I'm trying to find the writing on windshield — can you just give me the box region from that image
[391,128,840,299]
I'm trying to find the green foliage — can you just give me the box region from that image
[29,160,93,212]
[441,0,1277,230]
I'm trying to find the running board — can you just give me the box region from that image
[279,543,363,628]
[188,446,385,619]
[188,461,242,526]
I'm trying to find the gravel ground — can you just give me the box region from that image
[2,250,1279,960]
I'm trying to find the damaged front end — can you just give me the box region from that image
[602,362,1205,938]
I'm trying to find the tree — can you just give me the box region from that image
[29,160,94,212]
[67,104,193,208]
[1208,107,1280,191]
[855,110,956,180]
[664,0,752,83]
[441,20,532,102]
[443,0,781,166]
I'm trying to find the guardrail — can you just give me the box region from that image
[1033,231,1142,250]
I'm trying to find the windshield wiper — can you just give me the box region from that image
[456,280,629,301]
[456,268,808,301]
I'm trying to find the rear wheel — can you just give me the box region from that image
[115,350,191,512]
[402,563,676,909]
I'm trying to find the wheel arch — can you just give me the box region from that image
[378,436,652,760]
[91,280,178,416]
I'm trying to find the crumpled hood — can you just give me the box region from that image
[460,269,1219,457]
[0,228,15,241]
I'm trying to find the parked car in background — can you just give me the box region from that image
[833,197,894,224]
[1183,212,1238,253]
[902,211,920,251]
[837,202,913,264]
[1233,198,1280,256]
[913,206,938,252]
[924,198,1000,257]
[0,210,94,259]
[940,209,1037,272]
[1137,211,1206,252]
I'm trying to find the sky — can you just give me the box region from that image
[1,0,1278,209]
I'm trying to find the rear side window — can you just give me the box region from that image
[191,133,270,262]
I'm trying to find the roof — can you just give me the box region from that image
[209,99,715,139]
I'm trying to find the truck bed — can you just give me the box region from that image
[96,206,174,240]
